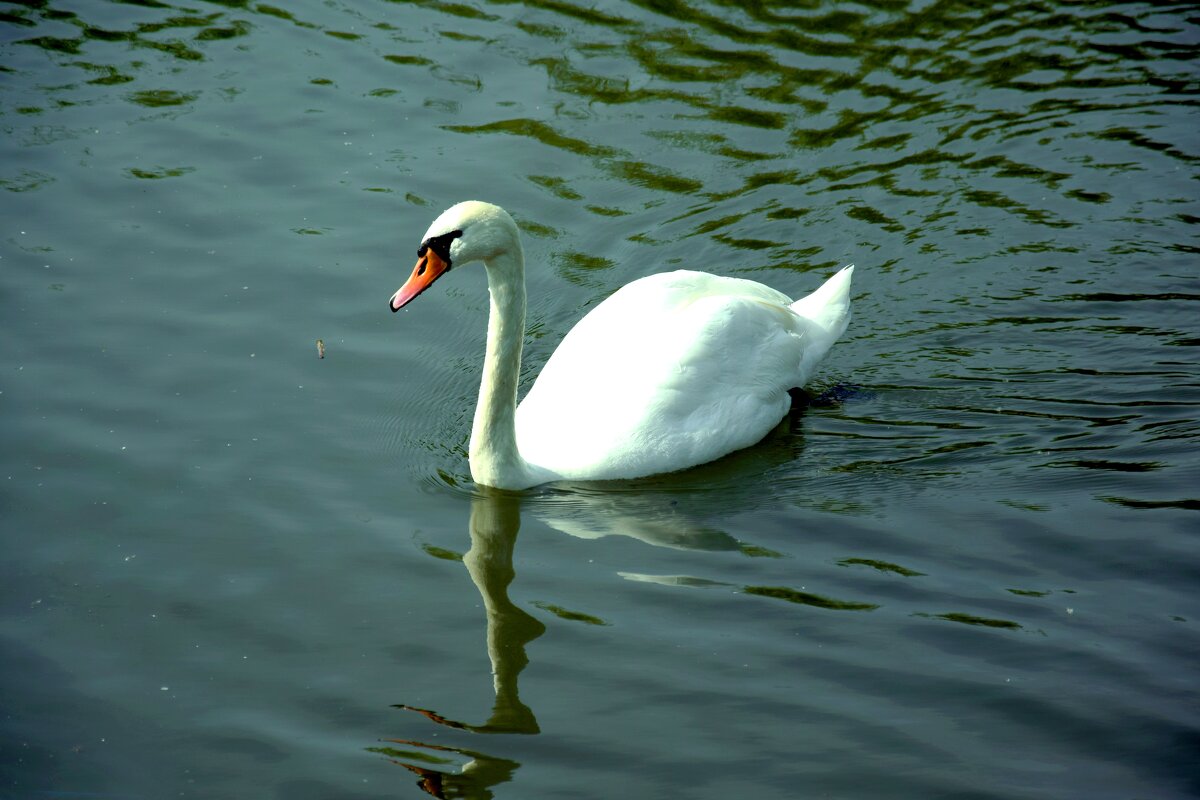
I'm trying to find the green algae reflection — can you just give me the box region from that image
[532,601,609,626]
[743,585,878,611]
[838,558,925,577]
[925,612,1022,630]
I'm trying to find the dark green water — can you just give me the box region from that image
[2,1,1198,797]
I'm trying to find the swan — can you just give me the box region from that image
[389,201,854,490]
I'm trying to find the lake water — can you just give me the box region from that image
[2,1,1198,798]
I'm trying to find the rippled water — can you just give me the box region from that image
[2,1,1198,797]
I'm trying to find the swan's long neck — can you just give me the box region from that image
[469,245,530,489]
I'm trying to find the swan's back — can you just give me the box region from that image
[515,267,853,482]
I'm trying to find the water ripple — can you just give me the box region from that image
[3,1,1199,798]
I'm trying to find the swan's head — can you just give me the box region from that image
[389,201,520,312]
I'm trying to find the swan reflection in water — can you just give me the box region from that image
[377,498,790,796]
[375,403,827,796]
[375,488,543,798]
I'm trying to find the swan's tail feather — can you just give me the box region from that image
[791,264,854,340]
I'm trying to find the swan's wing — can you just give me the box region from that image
[516,270,819,480]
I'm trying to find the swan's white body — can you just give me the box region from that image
[390,201,853,490]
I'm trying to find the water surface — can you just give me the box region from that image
[2,1,1198,798]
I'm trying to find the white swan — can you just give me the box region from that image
[389,201,854,490]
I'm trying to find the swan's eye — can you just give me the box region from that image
[420,229,464,265]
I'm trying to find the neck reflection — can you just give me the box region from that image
[379,488,543,798]
[462,487,545,733]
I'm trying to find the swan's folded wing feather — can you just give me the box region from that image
[515,270,814,480]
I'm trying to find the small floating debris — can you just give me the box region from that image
[316,338,325,359]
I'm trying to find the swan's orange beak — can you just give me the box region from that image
[390,249,450,311]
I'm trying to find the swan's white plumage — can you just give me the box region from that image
[392,201,854,490]
[517,269,849,482]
